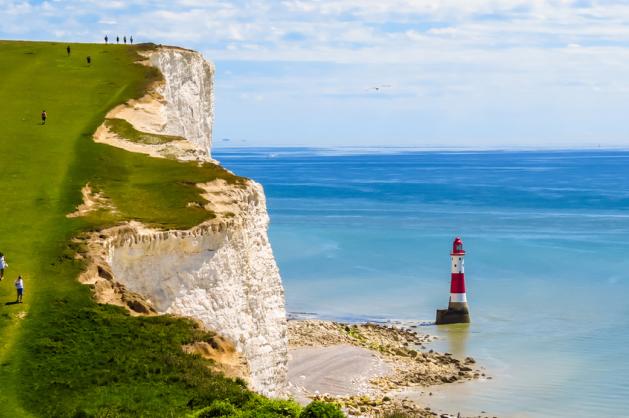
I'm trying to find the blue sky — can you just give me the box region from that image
[2,0,629,148]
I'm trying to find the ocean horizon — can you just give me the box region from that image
[216,147,629,418]
[215,144,629,153]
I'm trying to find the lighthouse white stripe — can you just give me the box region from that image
[450,293,467,303]
[451,256,464,274]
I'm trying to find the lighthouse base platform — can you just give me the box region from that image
[436,303,470,325]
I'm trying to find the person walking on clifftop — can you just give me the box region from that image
[0,252,7,281]
[41,110,47,125]
[14,276,24,303]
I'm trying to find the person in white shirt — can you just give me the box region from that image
[0,252,7,281]
[14,275,24,303]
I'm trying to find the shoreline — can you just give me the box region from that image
[287,319,493,418]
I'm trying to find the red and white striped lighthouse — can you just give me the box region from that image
[436,237,471,324]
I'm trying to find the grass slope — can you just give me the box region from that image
[105,118,186,145]
[0,41,293,418]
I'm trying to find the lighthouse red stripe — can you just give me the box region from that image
[450,273,466,293]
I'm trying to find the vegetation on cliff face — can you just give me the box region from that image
[105,117,186,145]
[0,40,286,417]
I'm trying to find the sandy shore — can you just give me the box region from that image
[288,344,391,404]
[288,320,491,418]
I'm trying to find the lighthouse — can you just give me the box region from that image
[436,237,471,325]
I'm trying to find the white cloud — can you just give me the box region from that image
[4,0,629,63]
[3,0,629,145]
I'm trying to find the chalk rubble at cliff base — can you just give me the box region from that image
[288,320,488,418]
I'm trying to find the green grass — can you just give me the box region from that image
[105,118,186,145]
[0,40,265,417]
[343,324,366,342]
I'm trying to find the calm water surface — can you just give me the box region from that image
[215,147,629,418]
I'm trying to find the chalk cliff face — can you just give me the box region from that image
[105,181,288,397]
[148,47,215,156]
[86,46,288,397]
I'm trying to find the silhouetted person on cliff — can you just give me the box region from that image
[104,35,108,44]
[116,36,120,44]
[66,45,71,56]
[41,110,47,125]
[123,36,127,44]
[130,36,133,44]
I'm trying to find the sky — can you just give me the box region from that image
[2,0,629,148]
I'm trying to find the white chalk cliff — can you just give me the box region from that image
[105,182,288,397]
[148,47,215,156]
[86,46,288,397]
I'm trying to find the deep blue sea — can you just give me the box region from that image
[215,148,629,418]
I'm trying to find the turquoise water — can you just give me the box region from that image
[215,148,629,418]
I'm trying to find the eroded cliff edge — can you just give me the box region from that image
[81,46,288,397]
[148,47,215,156]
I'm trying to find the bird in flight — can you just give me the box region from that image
[366,84,392,92]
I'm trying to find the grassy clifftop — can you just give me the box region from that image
[0,41,293,417]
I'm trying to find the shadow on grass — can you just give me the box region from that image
[5,301,20,306]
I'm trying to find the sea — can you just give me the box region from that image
[214,147,629,418]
